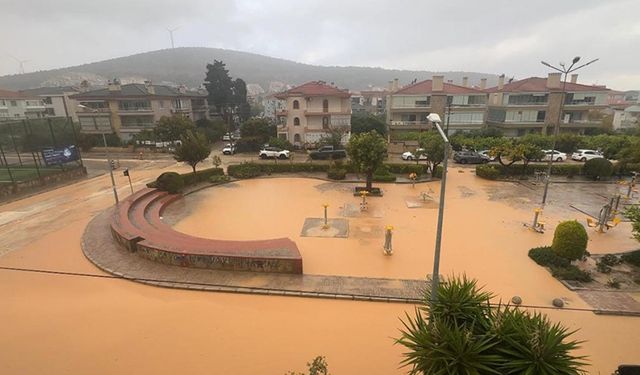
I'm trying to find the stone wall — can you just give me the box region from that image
[0,166,87,201]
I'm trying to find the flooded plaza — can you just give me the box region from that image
[1,166,639,374]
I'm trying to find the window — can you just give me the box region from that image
[323,99,329,112]
[43,97,53,104]
[294,117,300,126]
[537,111,546,122]
[159,100,164,109]
[293,100,299,109]
[294,134,301,143]
[322,116,329,129]
[10,101,17,106]
[507,94,548,105]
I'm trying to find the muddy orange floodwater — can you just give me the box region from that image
[1,170,639,374]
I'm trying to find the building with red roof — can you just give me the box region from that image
[386,75,488,138]
[274,81,351,147]
[485,73,610,136]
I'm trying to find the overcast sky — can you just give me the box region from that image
[1,0,639,89]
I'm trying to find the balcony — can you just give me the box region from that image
[388,121,431,130]
[304,110,351,116]
[78,107,111,115]
[171,107,190,114]
[276,110,288,116]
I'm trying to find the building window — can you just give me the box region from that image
[323,99,329,112]
[294,117,300,126]
[293,100,299,109]
[10,101,17,106]
[537,111,546,122]
[294,134,301,143]
[43,97,53,104]
[322,116,329,129]
[159,100,164,108]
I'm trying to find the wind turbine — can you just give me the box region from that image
[8,54,29,74]
[166,26,180,49]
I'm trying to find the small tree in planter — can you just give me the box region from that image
[346,131,387,192]
[583,158,613,180]
[173,130,211,173]
[211,154,222,168]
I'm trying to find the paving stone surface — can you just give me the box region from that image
[82,208,426,303]
[577,290,640,316]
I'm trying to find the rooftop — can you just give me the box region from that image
[275,81,350,99]
[485,77,610,93]
[0,88,34,99]
[393,80,486,95]
[20,86,80,96]
[70,83,206,100]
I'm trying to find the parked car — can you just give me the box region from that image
[222,143,235,155]
[309,145,347,160]
[401,148,428,161]
[259,147,290,159]
[478,150,496,161]
[571,149,603,162]
[454,151,489,164]
[541,149,567,162]
[222,132,234,141]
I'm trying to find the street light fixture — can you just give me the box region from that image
[426,113,449,309]
[533,57,598,227]
[77,104,119,204]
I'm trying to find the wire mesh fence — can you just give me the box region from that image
[0,117,82,184]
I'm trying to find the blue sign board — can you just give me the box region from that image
[41,145,80,166]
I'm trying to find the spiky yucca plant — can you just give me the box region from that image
[397,275,587,375]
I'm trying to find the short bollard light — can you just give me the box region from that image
[383,225,394,255]
[322,203,329,229]
[409,172,417,188]
[359,190,369,211]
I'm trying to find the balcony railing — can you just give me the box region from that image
[304,110,351,116]
[390,121,430,126]
[78,107,111,113]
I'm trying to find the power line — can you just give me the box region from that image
[0,265,633,315]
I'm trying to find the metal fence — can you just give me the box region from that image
[0,117,82,184]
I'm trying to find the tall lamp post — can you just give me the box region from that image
[77,104,119,204]
[426,113,449,309]
[532,57,598,227]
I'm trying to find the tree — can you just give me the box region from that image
[173,131,211,173]
[240,118,275,144]
[625,206,640,243]
[155,116,196,142]
[347,131,387,191]
[351,114,387,136]
[195,118,226,143]
[204,60,233,116]
[552,220,588,260]
[397,276,586,375]
[418,132,445,173]
[232,78,251,122]
[554,133,581,154]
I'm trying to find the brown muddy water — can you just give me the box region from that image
[1,169,639,374]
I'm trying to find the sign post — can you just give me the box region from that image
[123,168,133,194]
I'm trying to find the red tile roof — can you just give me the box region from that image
[275,81,350,99]
[485,77,609,93]
[393,80,485,95]
[0,88,31,99]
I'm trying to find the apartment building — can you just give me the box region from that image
[485,73,610,136]
[262,94,286,120]
[70,80,209,140]
[351,90,388,116]
[612,105,640,131]
[20,86,81,121]
[274,81,351,147]
[386,76,487,139]
[0,88,46,121]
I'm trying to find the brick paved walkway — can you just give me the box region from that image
[82,208,426,303]
[577,291,640,316]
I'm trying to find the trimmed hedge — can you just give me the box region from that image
[433,165,443,179]
[155,172,184,194]
[583,158,614,180]
[552,220,589,261]
[327,169,346,180]
[550,265,592,282]
[476,165,500,180]
[622,250,640,267]
[528,246,571,268]
[385,163,430,175]
[147,167,224,188]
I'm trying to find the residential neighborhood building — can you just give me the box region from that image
[274,81,351,147]
[262,94,286,120]
[485,73,610,136]
[20,86,81,121]
[0,88,46,121]
[351,90,388,116]
[612,105,640,131]
[386,76,488,139]
[70,80,209,140]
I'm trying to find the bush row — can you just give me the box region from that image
[476,161,640,180]
[527,246,592,282]
[148,167,224,189]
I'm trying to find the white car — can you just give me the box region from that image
[478,150,496,161]
[222,143,235,155]
[222,133,233,141]
[259,147,290,159]
[402,148,428,161]
[571,149,603,162]
[542,149,567,162]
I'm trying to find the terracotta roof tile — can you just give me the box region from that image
[485,77,609,93]
[0,88,32,99]
[275,81,350,98]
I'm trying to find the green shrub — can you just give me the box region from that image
[433,165,443,178]
[182,167,224,185]
[227,163,264,179]
[476,165,500,180]
[528,246,571,267]
[373,174,397,182]
[621,250,640,267]
[550,265,592,282]
[599,254,620,266]
[209,175,230,183]
[583,158,613,180]
[155,172,184,194]
[607,278,621,289]
[385,163,430,175]
[551,220,588,261]
[596,262,611,274]
[327,168,347,180]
